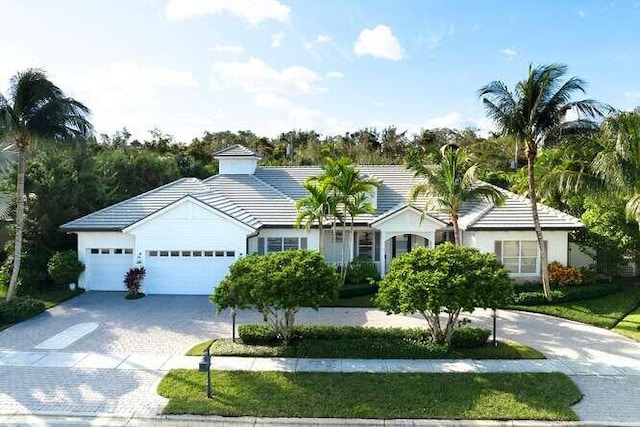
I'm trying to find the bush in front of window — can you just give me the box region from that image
[343,256,380,291]
[549,262,583,286]
[211,250,339,345]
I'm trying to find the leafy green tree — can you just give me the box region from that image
[211,251,339,344]
[479,63,607,300]
[0,69,92,301]
[375,244,513,345]
[94,148,180,203]
[47,250,84,288]
[575,195,640,275]
[408,145,505,245]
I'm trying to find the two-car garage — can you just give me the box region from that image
[84,247,237,295]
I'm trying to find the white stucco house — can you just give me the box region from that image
[61,145,583,295]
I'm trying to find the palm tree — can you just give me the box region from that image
[592,110,640,225]
[295,180,336,253]
[478,63,608,300]
[408,144,505,246]
[0,69,92,301]
[312,157,379,282]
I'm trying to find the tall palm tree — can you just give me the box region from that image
[295,180,336,253]
[0,69,92,301]
[478,63,608,300]
[408,144,505,246]
[592,110,640,225]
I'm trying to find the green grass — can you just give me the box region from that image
[158,370,580,420]
[613,307,640,341]
[512,288,640,329]
[187,338,544,359]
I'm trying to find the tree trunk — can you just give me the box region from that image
[318,219,323,254]
[526,148,551,301]
[340,220,347,283]
[451,213,461,246]
[6,146,27,302]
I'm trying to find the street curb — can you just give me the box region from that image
[2,412,640,427]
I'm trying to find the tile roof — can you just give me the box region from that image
[61,162,583,232]
[212,144,261,158]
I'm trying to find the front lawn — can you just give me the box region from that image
[512,288,640,329]
[613,307,640,341]
[187,338,543,359]
[159,370,580,420]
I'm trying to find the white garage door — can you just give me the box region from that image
[144,250,236,295]
[87,248,134,291]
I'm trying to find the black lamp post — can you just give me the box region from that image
[492,308,498,347]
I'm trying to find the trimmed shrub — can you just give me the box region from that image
[450,327,491,349]
[549,262,583,286]
[512,283,618,306]
[338,284,378,298]
[124,266,146,299]
[47,251,85,287]
[238,324,278,345]
[0,297,46,323]
[344,257,380,288]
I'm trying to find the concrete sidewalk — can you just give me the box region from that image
[3,349,640,376]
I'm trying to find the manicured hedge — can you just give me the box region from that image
[512,283,618,306]
[450,326,491,349]
[0,297,46,323]
[337,284,378,298]
[238,324,490,350]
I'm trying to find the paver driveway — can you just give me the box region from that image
[1,292,640,423]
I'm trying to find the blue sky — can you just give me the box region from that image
[2,0,639,141]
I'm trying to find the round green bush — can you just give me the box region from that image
[47,251,85,287]
[450,327,491,349]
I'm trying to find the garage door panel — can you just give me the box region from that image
[87,248,134,291]
[144,250,235,295]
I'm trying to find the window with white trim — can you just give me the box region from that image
[266,237,300,253]
[502,241,538,274]
[357,231,374,260]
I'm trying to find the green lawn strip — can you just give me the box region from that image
[159,370,579,420]
[187,338,543,359]
[511,289,640,329]
[613,307,640,341]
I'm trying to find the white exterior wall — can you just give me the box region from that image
[568,242,595,269]
[129,201,249,265]
[247,228,320,254]
[76,232,136,289]
[217,157,258,175]
[463,230,569,278]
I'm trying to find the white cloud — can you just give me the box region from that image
[211,44,245,54]
[210,57,322,95]
[325,71,344,78]
[271,31,285,48]
[253,93,293,110]
[624,90,640,100]
[373,101,384,108]
[499,48,518,60]
[354,25,405,61]
[165,0,290,25]
[316,34,331,43]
